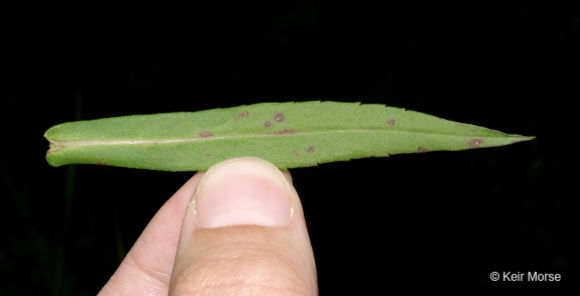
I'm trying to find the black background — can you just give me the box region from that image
[1,2,577,295]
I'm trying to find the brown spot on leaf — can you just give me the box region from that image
[417,147,428,153]
[96,161,109,166]
[269,128,297,135]
[306,146,316,153]
[264,121,272,127]
[235,111,249,120]
[198,130,214,137]
[386,119,396,126]
[274,113,284,122]
[468,138,483,148]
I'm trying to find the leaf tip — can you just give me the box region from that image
[510,135,536,144]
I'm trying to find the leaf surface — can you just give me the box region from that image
[45,101,533,171]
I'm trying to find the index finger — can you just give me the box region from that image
[98,173,204,296]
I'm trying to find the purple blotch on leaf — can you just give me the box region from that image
[269,129,296,135]
[264,121,272,127]
[468,138,483,148]
[306,146,315,154]
[417,147,428,153]
[202,147,212,157]
[198,131,214,138]
[235,111,249,120]
[386,119,396,126]
[274,113,284,122]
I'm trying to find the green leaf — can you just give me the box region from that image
[44,101,533,171]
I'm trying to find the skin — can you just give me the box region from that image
[98,158,318,295]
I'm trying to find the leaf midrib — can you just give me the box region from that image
[48,128,522,152]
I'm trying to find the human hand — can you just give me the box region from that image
[99,157,317,295]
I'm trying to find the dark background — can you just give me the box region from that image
[1,2,577,294]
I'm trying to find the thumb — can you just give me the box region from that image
[169,157,317,295]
